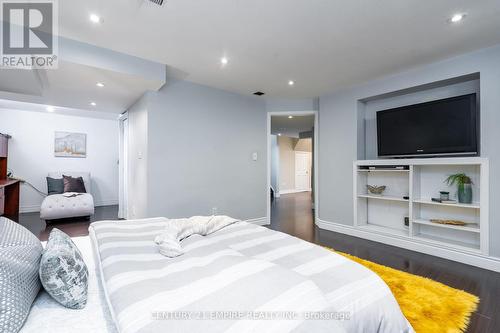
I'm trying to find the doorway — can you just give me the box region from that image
[267,112,318,237]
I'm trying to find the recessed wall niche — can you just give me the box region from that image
[356,73,480,160]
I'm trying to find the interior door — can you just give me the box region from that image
[295,152,311,191]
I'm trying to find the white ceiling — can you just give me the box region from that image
[58,0,500,98]
[271,115,314,138]
[0,36,166,116]
[0,61,161,114]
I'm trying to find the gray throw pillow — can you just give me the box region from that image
[39,228,88,309]
[46,177,64,195]
[0,217,43,333]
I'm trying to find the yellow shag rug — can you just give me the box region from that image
[326,249,479,333]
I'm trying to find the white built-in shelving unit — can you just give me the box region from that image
[354,158,489,255]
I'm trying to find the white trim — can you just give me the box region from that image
[267,111,319,225]
[19,205,42,213]
[245,217,270,226]
[280,189,312,195]
[316,218,500,273]
[118,112,129,219]
[95,199,119,207]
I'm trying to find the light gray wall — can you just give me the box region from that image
[127,93,149,218]
[0,109,119,211]
[318,44,500,257]
[145,80,267,220]
[265,98,319,112]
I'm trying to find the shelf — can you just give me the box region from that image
[412,219,480,233]
[359,224,408,237]
[413,234,480,253]
[357,169,409,173]
[358,194,409,203]
[413,199,480,209]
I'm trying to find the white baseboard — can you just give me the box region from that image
[316,218,500,273]
[19,205,42,213]
[95,199,119,207]
[280,189,311,195]
[245,217,270,226]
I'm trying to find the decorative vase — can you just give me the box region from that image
[458,183,472,204]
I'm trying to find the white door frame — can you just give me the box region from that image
[118,112,129,219]
[267,111,319,224]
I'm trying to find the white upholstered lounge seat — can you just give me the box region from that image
[40,172,95,221]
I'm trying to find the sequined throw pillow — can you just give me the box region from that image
[0,217,43,333]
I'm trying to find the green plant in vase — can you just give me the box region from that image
[444,173,473,204]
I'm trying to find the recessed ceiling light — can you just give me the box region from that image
[96,82,104,87]
[449,13,466,23]
[220,57,229,65]
[90,102,97,106]
[288,80,295,86]
[46,106,55,112]
[89,14,101,23]
[288,116,294,119]
[278,133,282,136]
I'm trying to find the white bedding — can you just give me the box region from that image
[21,237,116,333]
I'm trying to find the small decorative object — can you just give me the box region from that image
[404,217,409,227]
[444,173,473,204]
[440,191,450,201]
[367,185,386,195]
[54,132,87,158]
[432,197,457,204]
[430,219,467,226]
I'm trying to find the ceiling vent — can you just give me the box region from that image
[148,0,164,5]
[253,91,265,96]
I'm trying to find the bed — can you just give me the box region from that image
[21,217,413,332]
[87,217,413,333]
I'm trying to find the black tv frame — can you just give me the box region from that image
[376,93,479,158]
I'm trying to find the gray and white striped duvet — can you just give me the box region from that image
[89,218,413,333]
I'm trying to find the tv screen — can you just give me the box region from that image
[377,93,478,157]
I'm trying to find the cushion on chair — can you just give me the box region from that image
[39,228,88,309]
[46,177,64,195]
[63,175,86,193]
[40,193,95,220]
[0,217,43,333]
[48,172,91,195]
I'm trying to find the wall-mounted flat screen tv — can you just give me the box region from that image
[377,93,478,158]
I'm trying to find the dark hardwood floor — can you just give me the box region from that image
[270,191,500,332]
[19,195,500,331]
[19,205,119,241]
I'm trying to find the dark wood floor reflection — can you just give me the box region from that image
[270,191,500,333]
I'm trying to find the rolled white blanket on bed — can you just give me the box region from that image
[154,215,238,257]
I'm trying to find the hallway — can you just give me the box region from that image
[269,191,315,242]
